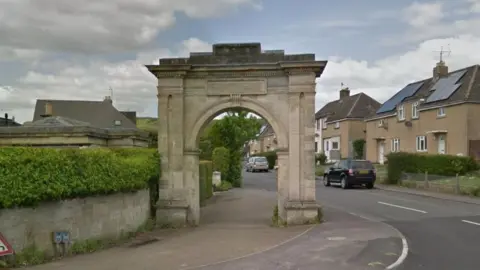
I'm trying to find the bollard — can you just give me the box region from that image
[212,171,221,187]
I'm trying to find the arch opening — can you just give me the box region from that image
[188,97,288,152]
[189,98,285,226]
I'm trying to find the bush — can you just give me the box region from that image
[386,152,479,184]
[199,160,213,206]
[315,166,325,176]
[212,147,229,179]
[252,151,277,169]
[0,147,160,209]
[228,151,243,187]
[214,181,232,192]
[315,152,327,165]
[352,139,366,159]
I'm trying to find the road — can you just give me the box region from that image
[245,170,480,270]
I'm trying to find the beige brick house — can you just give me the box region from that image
[316,87,380,161]
[247,123,277,155]
[365,61,480,164]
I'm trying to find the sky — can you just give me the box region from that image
[1,0,480,123]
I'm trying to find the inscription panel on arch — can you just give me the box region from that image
[206,79,267,96]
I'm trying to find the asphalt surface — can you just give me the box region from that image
[246,170,480,270]
[239,171,403,270]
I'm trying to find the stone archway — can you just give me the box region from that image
[146,43,327,226]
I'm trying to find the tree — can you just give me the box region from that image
[202,111,262,186]
[207,110,262,150]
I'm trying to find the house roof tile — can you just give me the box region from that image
[32,99,137,129]
[315,92,381,122]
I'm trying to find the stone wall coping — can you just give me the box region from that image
[146,43,327,78]
[146,61,327,77]
[0,126,149,140]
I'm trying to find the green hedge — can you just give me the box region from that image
[252,151,277,169]
[386,152,479,184]
[212,147,229,179]
[199,160,213,206]
[315,152,327,165]
[0,147,160,209]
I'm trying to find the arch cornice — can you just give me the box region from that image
[187,96,288,150]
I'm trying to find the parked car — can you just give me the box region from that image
[246,156,269,172]
[323,159,376,189]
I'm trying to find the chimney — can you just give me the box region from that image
[340,87,350,99]
[4,113,8,126]
[41,101,53,117]
[433,60,448,80]
[104,96,113,104]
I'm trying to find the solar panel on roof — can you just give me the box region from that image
[376,81,425,114]
[425,69,468,103]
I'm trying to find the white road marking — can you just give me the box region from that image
[386,236,409,270]
[378,201,427,214]
[462,219,480,226]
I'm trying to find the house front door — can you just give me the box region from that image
[378,141,385,164]
[438,135,446,154]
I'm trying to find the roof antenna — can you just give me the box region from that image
[434,44,451,64]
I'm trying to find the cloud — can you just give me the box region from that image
[6,34,480,124]
[318,20,370,29]
[136,38,212,65]
[1,38,212,123]
[381,1,480,46]
[0,0,259,55]
[315,35,480,110]
[0,47,45,62]
[403,2,445,28]
[468,0,480,13]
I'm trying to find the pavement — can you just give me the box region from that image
[25,171,405,270]
[315,175,480,270]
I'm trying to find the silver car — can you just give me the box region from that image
[246,156,269,172]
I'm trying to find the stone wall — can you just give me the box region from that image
[0,189,150,255]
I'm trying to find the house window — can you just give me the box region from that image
[332,142,339,150]
[316,119,320,130]
[334,122,340,129]
[416,136,427,152]
[325,141,329,151]
[378,119,384,127]
[315,142,318,152]
[397,105,405,120]
[114,120,122,126]
[391,138,400,152]
[412,102,419,119]
[438,107,446,117]
[322,118,327,129]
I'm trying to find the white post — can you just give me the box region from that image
[213,171,221,187]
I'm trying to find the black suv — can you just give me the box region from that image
[323,159,376,189]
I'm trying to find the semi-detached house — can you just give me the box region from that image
[316,87,380,162]
[365,60,480,164]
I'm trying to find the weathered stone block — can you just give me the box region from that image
[147,42,328,226]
